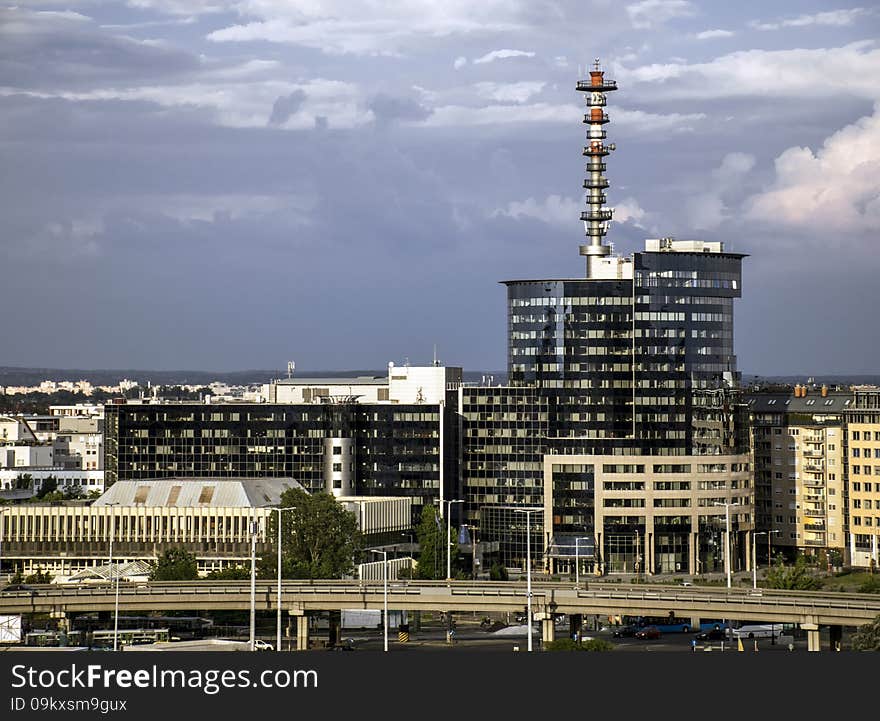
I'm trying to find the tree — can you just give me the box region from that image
[851,615,880,651]
[35,476,58,499]
[260,488,362,580]
[765,554,822,590]
[415,505,441,579]
[24,568,53,584]
[490,562,509,581]
[149,548,199,581]
[205,566,250,580]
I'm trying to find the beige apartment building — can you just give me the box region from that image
[844,389,880,567]
[749,388,847,564]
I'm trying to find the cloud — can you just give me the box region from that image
[626,0,695,30]
[367,93,432,125]
[454,56,467,70]
[268,89,307,126]
[492,194,579,228]
[0,6,199,88]
[472,49,535,64]
[616,42,880,101]
[695,29,734,40]
[473,81,545,104]
[206,4,528,55]
[744,104,880,233]
[685,152,756,230]
[751,8,872,31]
[612,197,647,227]
[6,78,368,131]
[493,194,647,229]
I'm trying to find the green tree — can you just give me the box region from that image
[851,615,880,651]
[205,566,250,580]
[765,554,822,590]
[149,548,199,581]
[413,505,459,579]
[490,562,509,581]
[415,505,442,579]
[35,476,58,499]
[24,568,53,584]
[260,488,362,580]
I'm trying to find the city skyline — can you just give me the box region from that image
[2,1,879,374]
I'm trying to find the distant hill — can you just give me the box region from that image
[0,366,506,387]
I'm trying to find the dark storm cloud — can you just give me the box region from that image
[267,89,307,126]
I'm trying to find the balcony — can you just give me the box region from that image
[584,112,609,123]
[804,508,826,517]
[804,523,826,531]
[581,210,614,222]
[803,448,823,458]
[577,79,618,92]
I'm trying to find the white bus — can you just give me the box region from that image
[726,622,786,639]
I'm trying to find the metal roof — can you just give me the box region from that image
[93,477,305,508]
[67,560,153,582]
[745,392,853,414]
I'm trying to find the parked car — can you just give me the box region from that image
[612,625,638,638]
[695,627,726,642]
[634,625,662,640]
[252,639,274,651]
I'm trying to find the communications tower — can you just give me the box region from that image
[576,59,617,278]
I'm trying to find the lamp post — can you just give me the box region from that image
[0,508,10,583]
[274,506,295,652]
[369,549,388,652]
[514,507,542,652]
[574,536,590,589]
[249,514,258,652]
[754,530,779,585]
[712,502,738,589]
[105,502,120,651]
[440,499,463,580]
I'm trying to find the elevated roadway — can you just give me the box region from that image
[3,580,878,630]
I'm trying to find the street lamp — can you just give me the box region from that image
[439,499,463,580]
[369,549,388,652]
[513,507,542,652]
[754,530,780,585]
[712,502,739,589]
[105,503,120,651]
[574,536,590,589]
[0,508,10,583]
[274,506,295,652]
[249,514,258,652]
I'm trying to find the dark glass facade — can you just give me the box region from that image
[105,402,445,525]
[504,249,749,458]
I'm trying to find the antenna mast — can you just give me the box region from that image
[576,58,618,278]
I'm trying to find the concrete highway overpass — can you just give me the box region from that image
[3,580,878,650]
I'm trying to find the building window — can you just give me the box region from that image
[853,431,861,440]
[332,463,342,472]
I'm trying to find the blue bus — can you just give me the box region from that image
[628,615,697,633]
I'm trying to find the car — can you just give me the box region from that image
[634,626,662,640]
[695,627,726,642]
[252,640,274,651]
[0,583,34,594]
[612,625,638,638]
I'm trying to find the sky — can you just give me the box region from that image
[1,1,879,376]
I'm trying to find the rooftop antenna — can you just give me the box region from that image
[433,344,440,367]
[287,361,295,379]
